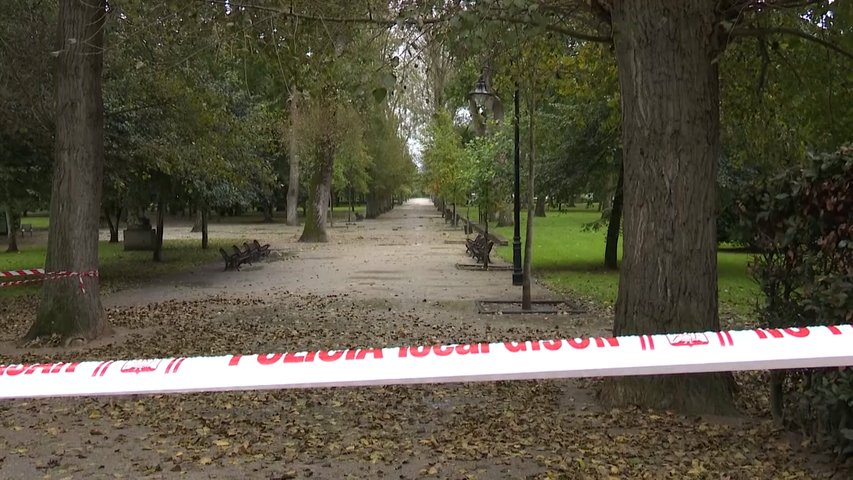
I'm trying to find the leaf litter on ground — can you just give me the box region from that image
[0,292,849,479]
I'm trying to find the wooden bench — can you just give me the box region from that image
[466,234,486,255]
[220,247,251,271]
[465,234,493,265]
[20,224,33,236]
[232,245,254,265]
[253,240,271,258]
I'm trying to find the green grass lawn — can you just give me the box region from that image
[470,208,759,316]
[0,239,238,298]
[19,214,50,229]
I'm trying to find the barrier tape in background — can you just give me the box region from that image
[1,324,851,400]
[0,268,45,278]
[0,269,98,292]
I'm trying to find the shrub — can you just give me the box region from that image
[738,145,852,459]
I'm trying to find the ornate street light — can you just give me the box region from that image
[467,74,500,270]
[468,77,494,111]
[467,73,520,282]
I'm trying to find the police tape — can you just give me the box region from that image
[0,269,98,292]
[1,324,851,400]
[0,268,45,278]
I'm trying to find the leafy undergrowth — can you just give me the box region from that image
[1,293,848,479]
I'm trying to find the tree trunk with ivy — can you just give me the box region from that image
[604,163,623,270]
[5,205,18,253]
[153,200,165,262]
[299,131,334,243]
[104,205,121,243]
[534,195,546,218]
[28,0,109,342]
[201,207,209,249]
[599,0,734,414]
[286,93,301,226]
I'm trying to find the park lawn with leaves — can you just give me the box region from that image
[486,208,759,317]
[0,239,238,298]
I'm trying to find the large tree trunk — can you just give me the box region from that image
[366,192,381,219]
[5,205,18,253]
[299,129,334,243]
[153,199,164,262]
[191,209,203,232]
[348,186,355,222]
[496,203,513,227]
[604,163,623,270]
[104,205,121,243]
[201,207,209,250]
[28,0,109,342]
[534,195,547,218]
[286,93,301,226]
[600,0,733,414]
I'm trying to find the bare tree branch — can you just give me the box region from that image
[732,26,853,60]
[203,0,611,43]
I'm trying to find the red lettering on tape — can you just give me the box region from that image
[756,328,810,339]
[283,352,305,363]
[504,341,526,352]
[434,345,454,356]
[0,362,81,377]
[506,338,614,353]
[259,353,284,365]
[25,364,57,375]
[825,325,853,335]
[354,349,383,360]
[399,344,489,358]
[3,365,27,376]
[319,350,344,362]
[594,337,620,348]
[785,327,810,337]
[410,346,432,358]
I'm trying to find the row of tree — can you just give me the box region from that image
[1,1,417,340]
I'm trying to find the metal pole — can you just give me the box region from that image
[512,83,522,286]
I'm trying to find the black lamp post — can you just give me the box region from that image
[512,83,522,286]
[467,75,500,270]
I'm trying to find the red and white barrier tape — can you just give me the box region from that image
[0,268,45,278]
[0,269,98,292]
[1,324,851,400]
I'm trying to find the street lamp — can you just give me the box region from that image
[467,74,521,282]
[511,83,522,286]
[468,77,493,110]
[467,74,500,270]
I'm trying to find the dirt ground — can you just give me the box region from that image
[0,199,848,479]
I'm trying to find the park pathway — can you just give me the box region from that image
[105,198,557,311]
